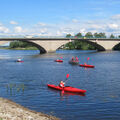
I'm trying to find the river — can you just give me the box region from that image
[0,49,120,120]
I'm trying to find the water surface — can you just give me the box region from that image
[0,49,120,120]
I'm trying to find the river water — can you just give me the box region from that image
[0,49,120,120]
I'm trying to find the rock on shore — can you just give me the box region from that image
[0,97,60,120]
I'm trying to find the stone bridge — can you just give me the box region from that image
[0,38,120,53]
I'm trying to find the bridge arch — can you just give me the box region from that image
[112,42,120,50]
[19,40,47,54]
[58,40,106,51]
[84,40,105,51]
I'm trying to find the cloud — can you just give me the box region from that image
[80,28,86,34]
[14,26,22,33]
[10,21,18,25]
[39,28,48,34]
[0,23,3,26]
[37,22,46,26]
[0,26,9,33]
[111,14,120,20]
[86,23,105,30]
[72,19,79,23]
[1,13,120,37]
[108,23,119,29]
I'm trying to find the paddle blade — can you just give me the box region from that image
[66,74,69,78]
[87,57,90,60]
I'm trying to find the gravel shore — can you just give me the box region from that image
[0,97,60,120]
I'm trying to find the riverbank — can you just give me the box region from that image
[0,97,60,120]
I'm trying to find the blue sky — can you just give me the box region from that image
[0,0,120,37]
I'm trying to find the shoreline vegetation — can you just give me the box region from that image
[0,97,60,120]
[8,41,39,50]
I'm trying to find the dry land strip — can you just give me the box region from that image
[0,97,60,120]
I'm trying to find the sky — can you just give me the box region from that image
[0,0,120,37]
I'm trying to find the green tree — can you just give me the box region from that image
[66,34,72,38]
[110,34,115,38]
[75,32,82,38]
[9,41,34,48]
[9,41,19,48]
[118,35,120,38]
[64,40,96,50]
[85,32,93,38]
[99,32,106,38]
[94,33,100,38]
[65,42,75,49]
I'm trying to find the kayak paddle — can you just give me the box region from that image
[87,57,90,64]
[64,74,70,83]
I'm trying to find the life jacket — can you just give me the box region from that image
[59,82,64,87]
[75,57,79,62]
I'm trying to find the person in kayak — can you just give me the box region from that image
[59,81,65,88]
[17,58,22,62]
[71,56,74,61]
[75,56,79,62]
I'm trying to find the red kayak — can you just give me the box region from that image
[79,64,94,68]
[69,60,79,65]
[47,84,86,94]
[54,60,63,62]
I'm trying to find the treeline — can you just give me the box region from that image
[9,41,37,50]
[66,32,119,38]
[63,40,96,50]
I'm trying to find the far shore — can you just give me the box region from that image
[0,97,60,120]
[0,47,38,50]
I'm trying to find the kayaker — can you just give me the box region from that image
[17,58,22,62]
[59,81,65,88]
[75,56,79,62]
[71,56,74,61]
